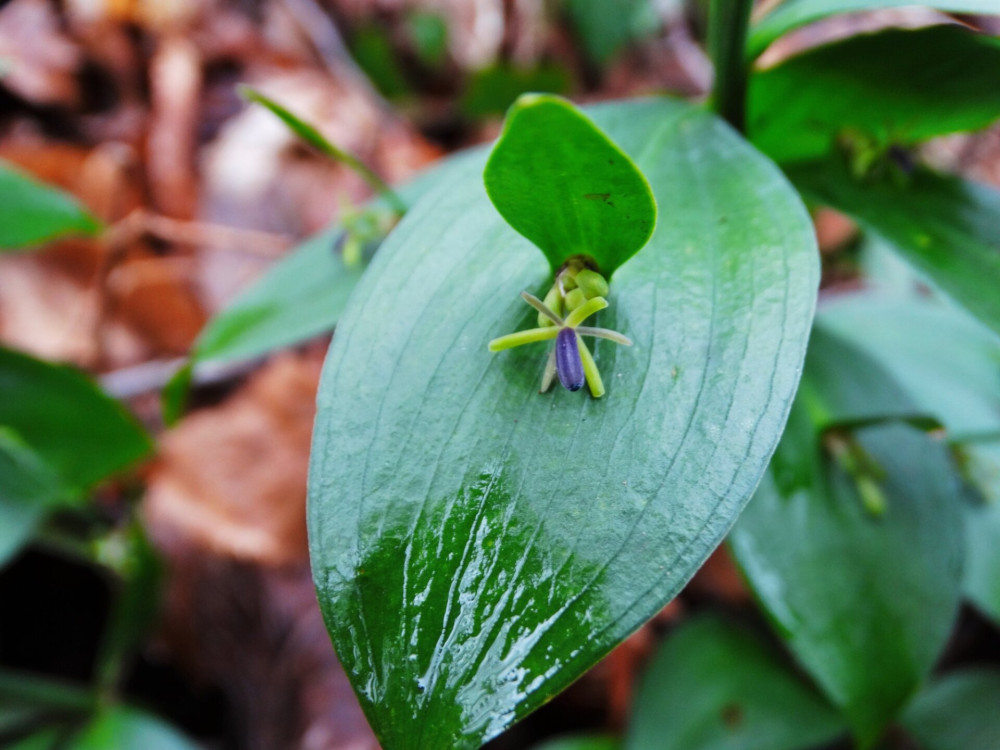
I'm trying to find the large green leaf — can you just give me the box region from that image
[901,669,1000,750]
[818,294,1000,625]
[749,26,1000,165]
[308,97,819,749]
[730,335,965,746]
[625,616,844,750]
[748,1,1000,58]
[0,347,152,494]
[790,160,1000,338]
[0,161,101,250]
[0,429,64,568]
[483,95,657,276]
[818,295,1000,440]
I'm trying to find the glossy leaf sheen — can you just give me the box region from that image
[0,347,152,494]
[749,0,1000,58]
[749,27,1000,164]
[901,669,1000,750]
[790,160,1000,338]
[731,376,964,745]
[0,161,101,250]
[625,616,844,750]
[483,95,657,275]
[309,98,819,749]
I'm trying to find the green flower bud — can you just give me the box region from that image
[539,286,564,327]
[564,288,586,312]
[575,269,609,299]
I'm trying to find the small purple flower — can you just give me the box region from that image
[555,328,584,391]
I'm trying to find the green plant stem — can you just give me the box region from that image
[708,0,754,132]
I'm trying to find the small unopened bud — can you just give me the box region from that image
[539,286,563,327]
[564,288,586,311]
[575,269,609,299]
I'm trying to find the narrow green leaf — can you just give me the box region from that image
[7,728,71,750]
[534,735,619,750]
[625,616,844,750]
[749,1,1000,58]
[749,26,1000,165]
[731,348,964,746]
[0,429,64,568]
[901,670,1000,750]
[0,669,96,727]
[192,227,360,365]
[309,97,819,749]
[240,86,406,214]
[0,347,152,494]
[0,161,101,250]
[789,159,1000,338]
[71,706,200,750]
[483,94,657,276]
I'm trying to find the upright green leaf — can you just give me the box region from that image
[0,348,152,494]
[790,159,1000,338]
[749,26,1000,165]
[0,161,101,250]
[749,1,1000,58]
[0,429,64,567]
[309,98,819,749]
[901,670,1000,750]
[483,95,657,275]
[730,332,965,746]
[625,617,844,750]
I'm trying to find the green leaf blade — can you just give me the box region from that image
[730,332,965,745]
[483,95,657,276]
[901,670,1000,750]
[309,98,819,748]
[750,26,1000,165]
[749,1,1000,58]
[790,160,1000,338]
[625,616,845,750]
[0,161,101,251]
[0,430,64,568]
[0,347,152,495]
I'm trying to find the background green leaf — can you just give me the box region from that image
[483,94,657,275]
[625,616,844,750]
[0,430,64,567]
[0,347,152,495]
[564,0,666,64]
[818,294,1000,626]
[790,160,1000,338]
[309,97,818,749]
[749,1,1000,58]
[749,26,1000,165]
[901,670,1000,750]
[71,706,200,750]
[730,366,964,746]
[0,161,101,250]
